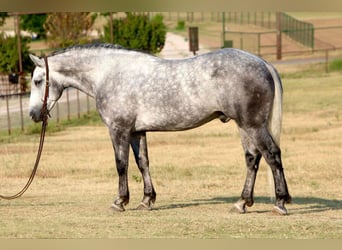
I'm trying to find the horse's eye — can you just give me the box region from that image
[34,79,42,86]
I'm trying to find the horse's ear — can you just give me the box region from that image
[29,54,45,67]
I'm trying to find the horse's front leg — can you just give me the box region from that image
[109,127,131,212]
[130,132,156,210]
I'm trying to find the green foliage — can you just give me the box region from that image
[0,111,102,144]
[0,12,7,26]
[44,12,95,48]
[24,111,102,136]
[0,33,33,73]
[176,20,186,30]
[103,13,166,54]
[20,14,47,39]
[330,58,342,72]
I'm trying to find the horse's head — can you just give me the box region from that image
[29,54,64,122]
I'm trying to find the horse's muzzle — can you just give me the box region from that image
[29,109,43,123]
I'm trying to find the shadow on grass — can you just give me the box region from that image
[155,196,341,214]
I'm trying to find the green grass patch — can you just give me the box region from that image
[329,58,342,72]
[26,110,102,136]
[0,111,102,144]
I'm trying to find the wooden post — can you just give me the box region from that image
[109,12,113,44]
[6,96,11,135]
[66,88,70,121]
[325,50,329,73]
[15,14,24,131]
[188,27,199,55]
[77,90,80,119]
[222,12,226,48]
[276,12,282,60]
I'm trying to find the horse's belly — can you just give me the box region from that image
[134,110,221,132]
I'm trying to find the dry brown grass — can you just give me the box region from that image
[0,70,341,238]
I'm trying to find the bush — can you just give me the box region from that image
[0,33,33,73]
[176,20,186,31]
[44,12,95,48]
[102,13,166,54]
[0,12,7,26]
[330,58,342,72]
[20,14,47,39]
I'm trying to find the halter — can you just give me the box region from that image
[0,55,50,200]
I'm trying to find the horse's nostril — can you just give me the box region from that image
[29,110,40,122]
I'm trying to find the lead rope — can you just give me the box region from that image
[0,55,50,200]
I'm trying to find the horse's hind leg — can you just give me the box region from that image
[243,126,291,215]
[130,131,156,210]
[231,129,262,214]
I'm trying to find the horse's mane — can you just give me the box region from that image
[48,43,154,57]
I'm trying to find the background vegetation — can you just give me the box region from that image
[44,12,96,48]
[102,13,166,53]
[0,34,32,73]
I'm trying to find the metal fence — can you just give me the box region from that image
[224,12,276,29]
[0,88,96,135]
[281,12,314,49]
[223,30,277,56]
[158,11,277,27]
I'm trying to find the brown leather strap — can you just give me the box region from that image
[0,55,50,200]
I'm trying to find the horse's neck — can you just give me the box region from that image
[52,58,97,98]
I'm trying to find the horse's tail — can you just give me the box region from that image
[264,61,283,147]
[263,60,283,201]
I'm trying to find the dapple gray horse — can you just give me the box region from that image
[29,44,291,215]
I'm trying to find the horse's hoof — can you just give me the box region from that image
[230,201,247,214]
[136,202,153,211]
[110,203,125,212]
[272,205,288,215]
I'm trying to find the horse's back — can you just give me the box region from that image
[98,48,275,132]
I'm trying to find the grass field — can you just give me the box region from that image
[0,69,341,238]
[1,12,342,238]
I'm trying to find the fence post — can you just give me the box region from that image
[56,101,60,124]
[222,12,226,48]
[5,96,11,135]
[240,32,243,50]
[276,12,282,60]
[77,90,80,119]
[325,50,329,73]
[87,95,90,114]
[66,88,70,121]
[19,88,24,132]
[257,33,261,56]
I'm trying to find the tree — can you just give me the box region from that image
[44,12,95,48]
[0,12,7,26]
[0,33,33,73]
[102,13,166,54]
[20,14,47,39]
